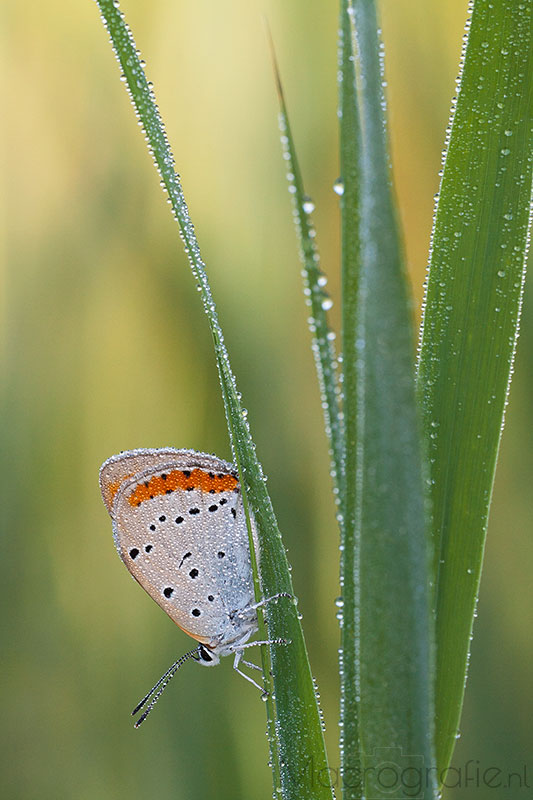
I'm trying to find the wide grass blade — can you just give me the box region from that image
[338,3,362,797]
[94,2,333,798]
[347,2,436,798]
[417,0,533,778]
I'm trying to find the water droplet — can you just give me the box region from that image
[333,178,344,196]
[302,196,315,214]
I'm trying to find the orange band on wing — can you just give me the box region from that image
[128,468,238,507]
[107,475,136,506]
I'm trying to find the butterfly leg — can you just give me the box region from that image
[239,592,294,617]
[234,640,289,687]
[238,637,288,650]
[233,651,266,693]
[240,658,262,671]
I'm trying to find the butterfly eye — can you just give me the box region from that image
[199,646,213,663]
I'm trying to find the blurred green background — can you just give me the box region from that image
[2,1,531,798]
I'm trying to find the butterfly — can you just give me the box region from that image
[99,447,289,725]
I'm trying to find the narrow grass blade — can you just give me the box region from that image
[338,3,362,797]
[94,2,333,798]
[348,2,436,798]
[269,37,344,493]
[417,0,533,778]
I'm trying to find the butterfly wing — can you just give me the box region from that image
[99,448,219,514]
[104,451,257,648]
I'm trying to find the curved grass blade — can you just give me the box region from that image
[268,35,344,494]
[338,3,362,797]
[417,0,533,778]
[93,2,333,798]
[347,2,437,797]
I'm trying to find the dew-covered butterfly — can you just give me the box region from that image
[99,448,288,725]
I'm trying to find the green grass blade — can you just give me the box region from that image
[348,2,436,798]
[94,2,333,798]
[269,40,344,493]
[338,3,362,797]
[417,0,533,778]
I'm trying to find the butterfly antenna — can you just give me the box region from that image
[132,646,201,728]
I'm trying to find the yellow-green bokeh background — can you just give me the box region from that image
[2,1,532,798]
